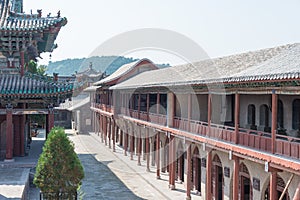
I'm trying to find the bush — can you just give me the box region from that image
[34,127,84,198]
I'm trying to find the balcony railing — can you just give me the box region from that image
[97,106,300,160]
[92,103,114,113]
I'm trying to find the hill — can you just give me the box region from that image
[46,56,139,76]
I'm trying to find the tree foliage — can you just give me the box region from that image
[26,60,47,76]
[34,127,84,196]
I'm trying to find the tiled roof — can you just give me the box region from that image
[111,43,300,89]
[93,58,155,86]
[0,0,67,31]
[0,73,73,98]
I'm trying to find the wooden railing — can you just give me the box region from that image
[97,106,300,159]
[92,103,114,113]
[174,116,300,159]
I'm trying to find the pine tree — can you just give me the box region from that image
[34,127,84,199]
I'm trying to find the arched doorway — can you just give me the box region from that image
[192,147,201,195]
[239,163,252,200]
[259,104,270,132]
[212,154,224,200]
[248,104,256,130]
[263,175,290,200]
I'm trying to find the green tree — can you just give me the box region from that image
[34,127,84,199]
[37,64,47,76]
[27,60,38,74]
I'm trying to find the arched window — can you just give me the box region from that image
[277,100,284,128]
[248,104,256,126]
[259,104,269,127]
[292,99,300,130]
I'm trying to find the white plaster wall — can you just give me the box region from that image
[240,94,271,128]
[175,94,188,118]
[240,159,269,200]
[196,94,208,122]
[278,171,300,199]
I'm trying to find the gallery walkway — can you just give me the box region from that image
[69,130,202,200]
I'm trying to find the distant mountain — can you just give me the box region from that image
[46,56,138,76]
[46,56,170,76]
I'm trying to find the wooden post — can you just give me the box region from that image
[108,118,111,148]
[5,104,13,160]
[270,171,277,200]
[147,94,150,121]
[169,135,176,190]
[112,119,116,152]
[130,133,134,160]
[48,105,54,135]
[100,115,104,143]
[120,130,123,146]
[167,92,175,127]
[206,150,212,200]
[292,182,300,200]
[138,93,141,119]
[271,91,278,154]
[20,114,25,156]
[234,93,240,144]
[137,129,141,166]
[124,131,128,156]
[104,116,107,145]
[207,94,212,137]
[156,92,160,114]
[146,129,150,172]
[186,144,192,200]
[233,156,239,200]
[188,94,192,132]
[155,131,160,177]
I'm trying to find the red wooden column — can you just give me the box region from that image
[155,131,160,177]
[293,182,300,200]
[104,116,107,145]
[48,105,54,136]
[137,129,142,166]
[146,129,150,172]
[138,93,141,119]
[186,144,192,200]
[5,104,13,160]
[130,132,134,160]
[207,94,212,136]
[100,115,104,143]
[206,150,212,200]
[233,156,239,200]
[169,135,176,190]
[234,93,240,144]
[124,131,128,156]
[120,130,123,146]
[156,92,160,114]
[112,119,116,152]
[146,94,150,121]
[167,92,175,127]
[108,118,111,148]
[271,90,278,154]
[20,114,25,156]
[188,94,192,132]
[270,170,277,200]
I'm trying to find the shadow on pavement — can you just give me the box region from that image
[78,154,145,200]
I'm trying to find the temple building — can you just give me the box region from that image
[90,43,300,199]
[0,0,71,160]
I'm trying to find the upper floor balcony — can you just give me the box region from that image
[91,91,300,161]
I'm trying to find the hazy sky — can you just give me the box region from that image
[24,0,300,65]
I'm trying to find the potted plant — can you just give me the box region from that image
[34,127,84,199]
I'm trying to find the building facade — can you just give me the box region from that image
[0,0,70,160]
[90,44,300,199]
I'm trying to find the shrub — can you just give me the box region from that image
[34,127,84,198]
